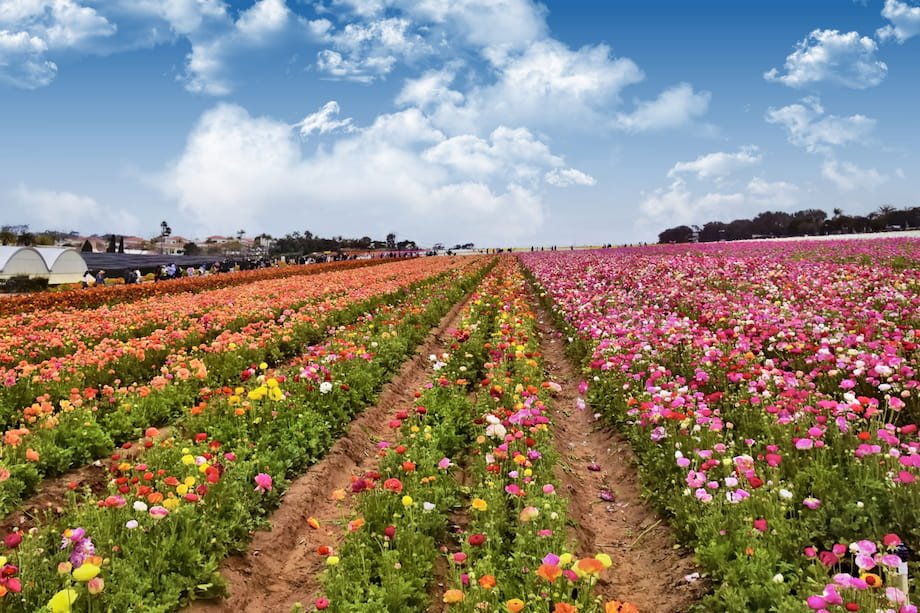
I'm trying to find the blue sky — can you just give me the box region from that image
[1,0,918,246]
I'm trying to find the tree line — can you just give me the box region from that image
[658,205,920,244]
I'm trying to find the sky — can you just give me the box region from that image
[1,0,918,247]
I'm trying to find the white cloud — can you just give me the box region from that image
[639,178,745,225]
[764,29,887,89]
[420,39,646,134]
[182,0,296,94]
[668,146,762,180]
[545,168,596,187]
[765,97,875,153]
[877,0,920,42]
[333,0,548,49]
[160,103,591,245]
[296,101,355,138]
[315,16,426,82]
[746,177,800,208]
[0,0,115,88]
[9,184,140,233]
[395,68,464,109]
[821,159,888,191]
[612,83,711,133]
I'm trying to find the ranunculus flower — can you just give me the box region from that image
[254,473,272,493]
[443,589,464,603]
[4,532,22,549]
[315,597,330,609]
[48,588,79,613]
[72,563,100,582]
[468,533,486,546]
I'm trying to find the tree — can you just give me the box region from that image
[183,242,201,256]
[106,234,117,253]
[81,240,94,252]
[386,232,396,250]
[118,236,125,253]
[159,221,172,255]
[236,229,245,241]
[658,225,694,244]
[0,227,16,245]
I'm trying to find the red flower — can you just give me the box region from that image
[468,533,486,547]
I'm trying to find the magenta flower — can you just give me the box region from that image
[254,473,273,493]
[803,496,821,510]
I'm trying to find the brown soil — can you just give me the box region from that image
[186,294,474,613]
[534,306,708,613]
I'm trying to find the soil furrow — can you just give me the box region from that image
[187,291,475,613]
[534,303,708,613]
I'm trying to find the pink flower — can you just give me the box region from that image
[254,473,273,493]
[803,496,821,510]
[753,519,768,533]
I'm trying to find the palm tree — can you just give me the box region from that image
[832,207,843,218]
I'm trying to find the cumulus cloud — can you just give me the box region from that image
[160,103,593,245]
[316,16,426,82]
[0,0,115,88]
[667,146,762,180]
[745,177,800,208]
[764,29,887,89]
[9,184,140,233]
[765,97,874,153]
[296,101,355,137]
[639,179,745,225]
[821,159,888,190]
[612,83,711,133]
[412,39,646,134]
[877,0,920,42]
[545,168,596,187]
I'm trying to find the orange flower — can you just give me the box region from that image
[443,589,465,604]
[606,601,639,613]
[535,563,562,583]
[553,604,578,613]
[307,517,321,530]
[25,448,40,462]
[347,518,365,532]
[574,557,605,576]
[478,574,497,589]
[506,599,525,612]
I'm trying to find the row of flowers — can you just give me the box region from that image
[318,257,636,613]
[0,256,491,611]
[0,258,389,318]
[520,241,919,612]
[0,258,467,425]
[0,258,482,518]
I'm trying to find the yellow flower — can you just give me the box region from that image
[443,589,465,603]
[176,484,189,496]
[72,563,100,582]
[259,362,268,370]
[48,589,79,613]
[559,553,573,566]
[269,387,284,401]
[471,498,488,512]
[595,553,612,569]
[184,476,196,486]
[163,497,181,511]
[266,377,279,388]
[402,495,413,507]
[326,556,340,566]
[181,454,195,466]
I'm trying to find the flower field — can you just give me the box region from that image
[521,238,920,613]
[0,256,492,611]
[0,239,917,613]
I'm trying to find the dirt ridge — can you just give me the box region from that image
[534,304,707,613]
[187,292,475,613]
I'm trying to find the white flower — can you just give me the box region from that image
[133,501,148,512]
[772,573,784,583]
[319,381,333,394]
[778,488,793,500]
[423,502,435,512]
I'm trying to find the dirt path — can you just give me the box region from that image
[187,293,474,613]
[534,306,708,613]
